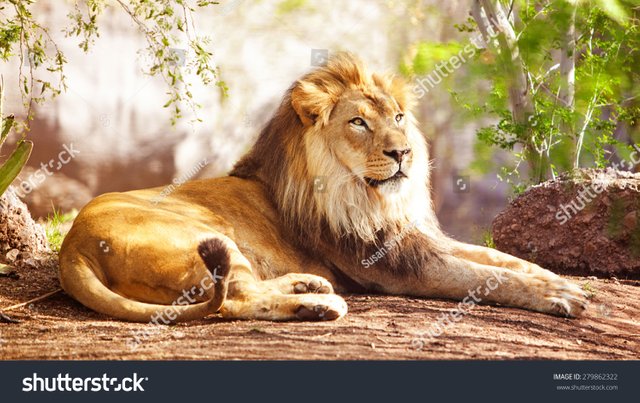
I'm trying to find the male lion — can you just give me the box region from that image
[59,53,587,322]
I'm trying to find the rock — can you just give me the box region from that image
[0,187,50,264]
[492,168,640,278]
[5,249,19,262]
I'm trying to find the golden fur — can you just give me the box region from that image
[59,53,588,323]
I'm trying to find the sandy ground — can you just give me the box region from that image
[0,260,638,360]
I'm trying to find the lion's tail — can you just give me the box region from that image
[59,238,230,323]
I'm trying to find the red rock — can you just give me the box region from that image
[492,168,640,278]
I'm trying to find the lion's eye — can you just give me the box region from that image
[395,113,404,123]
[349,117,366,127]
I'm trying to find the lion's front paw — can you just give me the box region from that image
[538,276,589,317]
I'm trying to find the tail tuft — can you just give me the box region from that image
[197,238,231,280]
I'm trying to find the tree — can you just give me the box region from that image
[407,0,640,188]
[474,0,640,185]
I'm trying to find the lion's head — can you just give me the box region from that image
[231,53,439,245]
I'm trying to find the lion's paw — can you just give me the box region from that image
[293,277,333,294]
[294,294,347,321]
[537,276,589,318]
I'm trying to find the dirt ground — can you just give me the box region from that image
[0,259,638,360]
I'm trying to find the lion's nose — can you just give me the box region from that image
[383,148,411,163]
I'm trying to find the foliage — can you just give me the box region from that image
[483,0,639,185]
[581,281,596,298]
[400,41,465,76]
[0,77,32,197]
[0,0,226,127]
[405,0,640,188]
[45,207,78,253]
[482,230,496,248]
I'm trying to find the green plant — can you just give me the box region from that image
[482,230,496,248]
[477,0,640,185]
[0,76,32,197]
[581,281,596,298]
[45,207,78,253]
[410,0,640,189]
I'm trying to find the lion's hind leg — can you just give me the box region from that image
[222,292,347,321]
[221,275,346,321]
[216,240,345,321]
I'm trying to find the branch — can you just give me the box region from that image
[476,0,533,123]
[574,91,599,169]
[0,288,62,312]
[559,4,576,109]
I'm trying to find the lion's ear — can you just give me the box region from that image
[291,80,336,127]
[374,74,417,113]
[389,76,417,112]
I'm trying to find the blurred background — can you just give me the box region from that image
[1,0,638,244]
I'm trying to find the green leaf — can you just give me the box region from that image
[0,140,33,196]
[595,0,628,25]
[1,114,14,145]
[411,41,464,75]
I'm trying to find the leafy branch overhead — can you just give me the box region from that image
[0,0,227,127]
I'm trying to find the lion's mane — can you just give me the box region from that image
[230,53,447,276]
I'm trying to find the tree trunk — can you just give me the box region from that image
[472,0,547,183]
[559,4,577,167]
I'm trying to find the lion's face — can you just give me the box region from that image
[247,53,435,241]
[322,88,413,193]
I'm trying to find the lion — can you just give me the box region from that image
[58,53,587,323]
